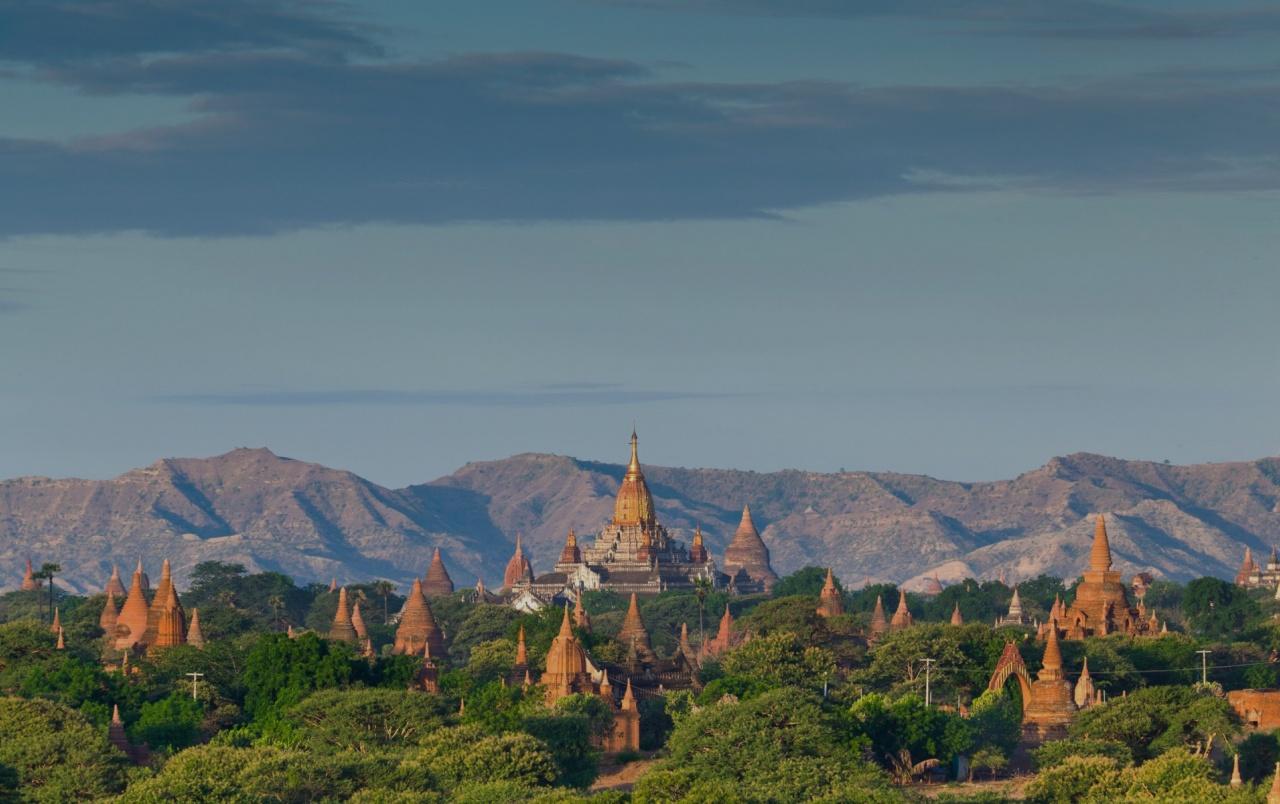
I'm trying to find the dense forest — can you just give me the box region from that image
[2,563,1279,801]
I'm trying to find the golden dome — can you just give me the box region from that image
[613,431,657,528]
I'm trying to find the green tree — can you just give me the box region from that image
[242,632,363,726]
[285,688,451,752]
[406,724,558,790]
[1183,577,1263,639]
[132,691,205,751]
[1024,755,1121,804]
[0,696,129,802]
[1069,685,1238,761]
[719,630,834,695]
[771,567,833,599]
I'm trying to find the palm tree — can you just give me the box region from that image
[694,576,712,646]
[35,563,61,624]
[268,594,285,627]
[888,749,940,786]
[372,580,395,625]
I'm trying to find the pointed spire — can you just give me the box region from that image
[1090,514,1113,572]
[613,430,657,529]
[618,593,655,662]
[870,594,888,636]
[890,588,913,630]
[55,626,65,650]
[108,704,131,757]
[515,624,528,667]
[21,558,40,592]
[1008,588,1023,617]
[950,602,964,626]
[816,568,844,618]
[186,608,205,648]
[573,592,591,632]
[503,533,533,591]
[100,589,119,632]
[690,524,708,563]
[558,529,582,566]
[329,587,358,644]
[328,577,337,593]
[424,547,455,597]
[1039,619,1063,681]
[1074,656,1095,708]
[393,578,445,657]
[114,561,150,651]
[50,606,61,634]
[105,564,127,597]
[558,602,574,639]
[621,677,636,710]
[679,622,692,656]
[723,502,778,591]
[1231,753,1242,787]
[351,601,369,641]
[154,580,186,648]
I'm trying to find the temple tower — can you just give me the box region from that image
[352,601,369,641]
[186,608,205,649]
[153,583,187,649]
[502,534,533,591]
[424,548,455,597]
[1073,657,1095,708]
[890,589,913,631]
[689,525,709,563]
[1022,623,1076,744]
[393,579,445,657]
[573,592,591,632]
[723,504,779,592]
[558,530,582,567]
[21,558,40,592]
[115,563,151,650]
[950,603,964,626]
[100,590,119,633]
[619,593,656,664]
[541,605,595,702]
[105,564,127,598]
[329,587,359,644]
[816,568,844,618]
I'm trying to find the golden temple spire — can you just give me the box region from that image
[1090,514,1113,572]
[613,430,656,528]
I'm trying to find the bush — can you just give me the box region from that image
[1032,738,1133,770]
[1024,755,1121,804]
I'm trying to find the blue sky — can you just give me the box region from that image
[1,0,1278,487]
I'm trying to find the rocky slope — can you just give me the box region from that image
[3,448,1279,592]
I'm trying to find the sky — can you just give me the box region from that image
[1,0,1279,488]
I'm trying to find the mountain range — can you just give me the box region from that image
[2,446,1278,593]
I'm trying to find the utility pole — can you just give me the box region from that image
[1196,650,1212,685]
[186,672,204,701]
[922,658,935,706]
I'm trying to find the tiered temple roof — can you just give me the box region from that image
[153,582,186,649]
[394,579,445,657]
[1021,622,1077,743]
[424,548,455,597]
[815,568,844,618]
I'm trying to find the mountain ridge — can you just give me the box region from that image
[2,447,1277,593]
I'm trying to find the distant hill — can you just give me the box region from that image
[3,447,1279,593]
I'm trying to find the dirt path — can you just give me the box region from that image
[590,759,659,792]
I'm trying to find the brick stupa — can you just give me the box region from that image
[722,504,778,593]
[816,568,844,618]
[423,547,455,598]
[502,534,532,592]
[618,592,656,665]
[393,579,445,657]
[329,587,359,644]
[115,563,151,650]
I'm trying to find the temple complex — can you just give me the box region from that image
[1236,546,1280,590]
[815,568,844,618]
[424,548,455,597]
[996,588,1031,628]
[722,504,779,593]
[1040,515,1153,640]
[539,605,640,752]
[988,630,1084,747]
[519,432,726,602]
[110,559,185,653]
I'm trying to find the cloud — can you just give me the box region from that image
[595,0,1280,40]
[1,1,1279,236]
[0,0,378,64]
[151,387,738,407]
